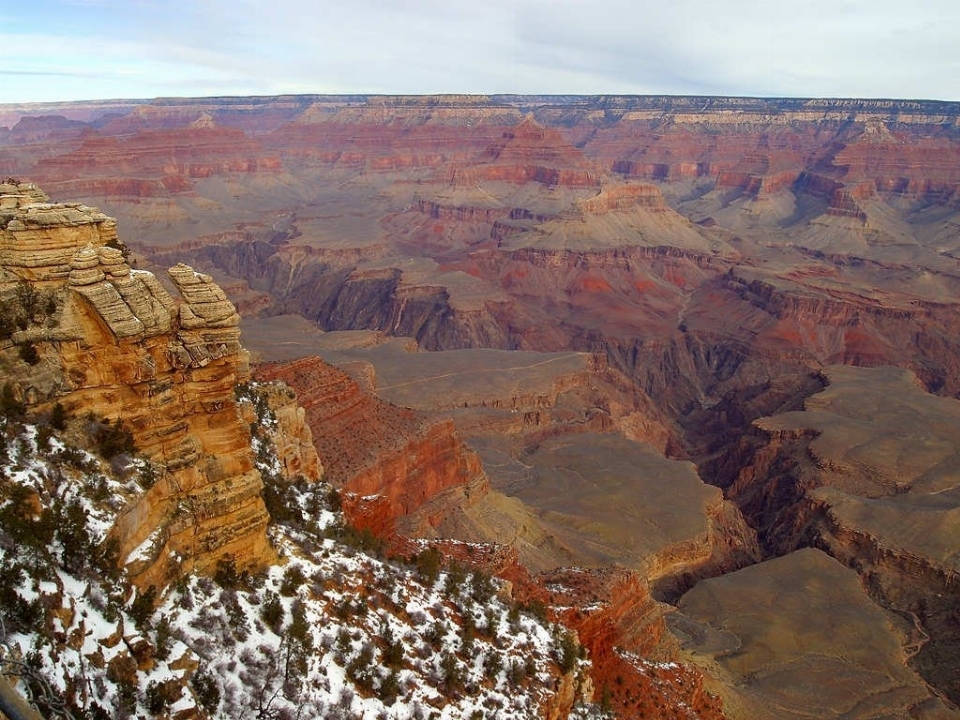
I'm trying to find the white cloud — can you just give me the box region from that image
[1,0,958,102]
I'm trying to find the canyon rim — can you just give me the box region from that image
[1,93,959,719]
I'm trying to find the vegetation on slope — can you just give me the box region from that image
[0,386,603,720]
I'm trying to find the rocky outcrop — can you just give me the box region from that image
[240,379,322,481]
[255,356,487,521]
[0,179,280,590]
[0,182,119,283]
[539,567,725,720]
[575,183,670,214]
[722,366,960,705]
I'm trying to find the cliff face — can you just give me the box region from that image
[721,366,960,704]
[255,356,487,523]
[540,566,726,720]
[0,180,277,590]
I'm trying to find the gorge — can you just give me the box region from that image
[2,93,959,719]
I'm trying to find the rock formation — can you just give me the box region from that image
[5,93,960,716]
[254,355,488,522]
[0,179,280,590]
[719,365,960,705]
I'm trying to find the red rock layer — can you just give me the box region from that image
[255,356,487,521]
[32,127,280,189]
[523,566,726,720]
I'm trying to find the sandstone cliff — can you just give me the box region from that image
[0,179,280,590]
[255,355,489,524]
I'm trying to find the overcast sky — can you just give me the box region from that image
[1,0,959,103]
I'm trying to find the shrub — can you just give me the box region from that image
[524,598,548,623]
[470,570,496,604]
[49,402,67,431]
[483,649,502,677]
[138,462,159,490]
[154,615,173,660]
[556,630,579,673]
[440,652,464,695]
[145,680,175,715]
[260,591,284,632]
[15,281,39,321]
[280,564,306,596]
[378,670,401,705]
[414,547,442,584]
[346,643,375,691]
[445,560,468,596]
[214,555,242,589]
[288,599,313,653]
[261,476,294,524]
[507,659,526,688]
[94,418,136,459]
[17,341,40,365]
[380,622,404,669]
[57,497,96,575]
[192,666,221,714]
[129,585,158,631]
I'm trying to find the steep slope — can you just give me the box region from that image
[0,401,594,719]
[0,180,276,590]
[717,365,960,706]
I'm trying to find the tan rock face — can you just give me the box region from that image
[0,181,119,284]
[723,365,960,706]
[0,179,278,589]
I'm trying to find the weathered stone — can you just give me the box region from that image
[0,180,322,592]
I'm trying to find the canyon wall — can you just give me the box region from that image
[4,93,960,716]
[0,180,282,591]
[720,366,960,705]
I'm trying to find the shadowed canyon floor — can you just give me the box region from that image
[3,94,960,717]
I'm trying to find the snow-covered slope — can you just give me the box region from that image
[0,390,603,719]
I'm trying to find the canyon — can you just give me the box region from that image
[2,94,960,718]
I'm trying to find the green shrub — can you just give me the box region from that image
[192,666,221,714]
[380,621,404,669]
[213,555,243,589]
[260,591,284,632]
[15,281,39,322]
[556,630,579,673]
[440,651,464,695]
[414,547,442,584]
[378,670,401,705]
[280,564,306,596]
[94,418,135,459]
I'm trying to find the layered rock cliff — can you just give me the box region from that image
[254,355,490,526]
[0,179,276,590]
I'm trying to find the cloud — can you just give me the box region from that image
[1,0,958,102]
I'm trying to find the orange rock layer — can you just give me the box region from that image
[0,180,279,590]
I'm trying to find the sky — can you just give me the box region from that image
[1,0,959,104]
